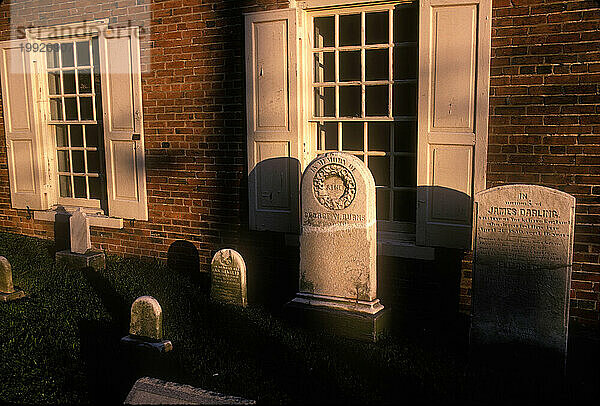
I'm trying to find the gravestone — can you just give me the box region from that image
[121,295,173,352]
[70,208,91,254]
[472,184,575,362]
[0,256,25,302]
[55,209,105,271]
[124,377,256,405]
[210,249,247,307]
[287,152,387,342]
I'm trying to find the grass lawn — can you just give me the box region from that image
[0,232,598,404]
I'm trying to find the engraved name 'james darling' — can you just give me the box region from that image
[487,206,559,218]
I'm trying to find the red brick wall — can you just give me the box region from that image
[460,0,600,326]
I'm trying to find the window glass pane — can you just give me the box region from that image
[365,85,388,116]
[339,51,361,82]
[394,121,417,153]
[394,5,418,43]
[376,189,390,220]
[70,125,83,147]
[47,50,59,69]
[339,86,361,117]
[394,190,416,222]
[72,150,85,173]
[57,150,70,172]
[368,156,390,186]
[365,49,389,81]
[86,151,100,173]
[62,70,76,94]
[393,83,416,116]
[80,97,94,120]
[73,176,87,198]
[393,46,417,79]
[59,175,72,198]
[341,122,363,151]
[85,125,99,147]
[88,176,101,199]
[78,69,92,93]
[314,16,335,48]
[48,72,61,95]
[318,122,338,150]
[55,125,68,147]
[314,87,335,117]
[76,41,90,66]
[61,43,75,67]
[366,12,389,45]
[50,98,63,120]
[64,97,78,120]
[394,155,416,187]
[367,122,390,152]
[314,52,335,83]
[339,14,361,46]
[92,37,100,67]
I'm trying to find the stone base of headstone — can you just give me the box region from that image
[55,250,105,271]
[0,289,25,302]
[120,335,173,353]
[286,293,389,342]
[125,377,256,405]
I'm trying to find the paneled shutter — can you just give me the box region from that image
[0,40,49,210]
[416,0,491,249]
[98,28,148,220]
[245,9,301,233]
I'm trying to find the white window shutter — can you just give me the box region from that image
[245,9,301,234]
[416,0,491,249]
[0,40,49,210]
[98,28,148,220]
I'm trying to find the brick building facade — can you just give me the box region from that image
[0,0,597,327]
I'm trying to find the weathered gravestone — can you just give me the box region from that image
[124,377,256,405]
[55,208,105,271]
[121,295,173,352]
[70,208,91,254]
[287,152,387,341]
[211,249,247,307]
[0,256,25,302]
[472,184,575,362]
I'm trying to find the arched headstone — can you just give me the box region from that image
[121,295,172,352]
[211,249,247,307]
[288,152,387,341]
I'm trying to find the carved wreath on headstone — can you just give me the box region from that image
[313,164,356,210]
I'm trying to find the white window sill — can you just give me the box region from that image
[33,206,124,229]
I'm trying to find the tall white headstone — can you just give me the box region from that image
[288,152,386,341]
[70,208,91,254]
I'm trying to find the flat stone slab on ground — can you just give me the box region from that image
[124,377,256,405]
[55,250,105,271]
[120,335,173,353]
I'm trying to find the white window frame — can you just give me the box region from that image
[300,0,419,239]
[0,19,148,225]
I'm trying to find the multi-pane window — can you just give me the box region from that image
[310,2,417,223]
[47,37,105,207]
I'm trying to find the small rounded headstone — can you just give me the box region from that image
[0,256,14,294]
[210,249,247,307]
[129,295,163,340]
